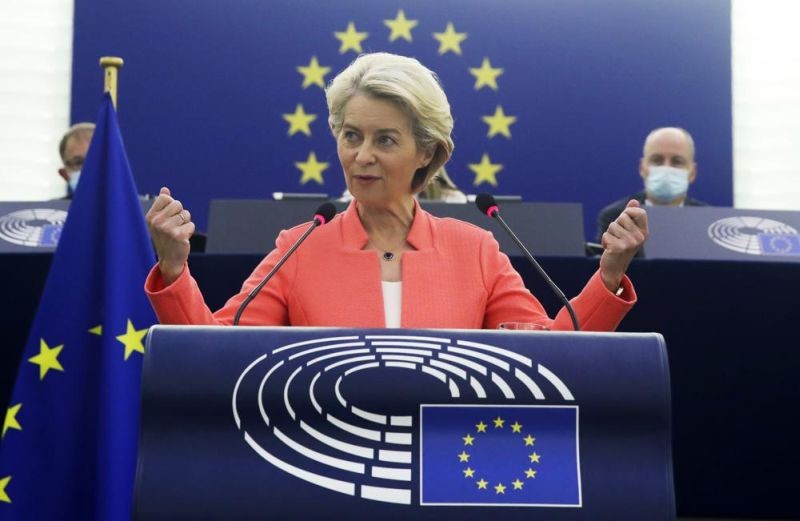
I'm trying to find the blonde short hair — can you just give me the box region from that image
[325,53,454,192]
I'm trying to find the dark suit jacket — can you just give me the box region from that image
[596,190,707,242]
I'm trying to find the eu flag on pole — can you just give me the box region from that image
[421,405,581,506]
[0,93,156,519]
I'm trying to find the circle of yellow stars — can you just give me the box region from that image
[284,9,518,187]
[458,416,541,495]
[0,319,148,504]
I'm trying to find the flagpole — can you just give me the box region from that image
[99,56,124,108]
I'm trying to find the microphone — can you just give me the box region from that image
[232,202,337,325]
[475,193,580,331]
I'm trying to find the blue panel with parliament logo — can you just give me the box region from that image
[136,328,674,520]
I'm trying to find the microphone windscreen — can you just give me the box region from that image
[475,193,499,217]
[314,202,337,225]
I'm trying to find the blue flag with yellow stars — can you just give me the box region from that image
[0,93,156,519]
[421,405,580,506]
[271,8,517,193]
[71,1,733,237]
[758,233,800,256]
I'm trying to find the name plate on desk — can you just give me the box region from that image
[136,326,673,520]
[206,200,585,257]
[0,200,153,253]
[646,206,800,262]
[0,201,71,252]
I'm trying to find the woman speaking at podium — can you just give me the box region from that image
[144,53,647,331]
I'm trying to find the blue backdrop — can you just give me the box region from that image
[71,0,732,239]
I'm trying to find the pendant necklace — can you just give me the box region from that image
[370,237,405,262]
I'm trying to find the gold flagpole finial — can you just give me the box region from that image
[99,57,124,108]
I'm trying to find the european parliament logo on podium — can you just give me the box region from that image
[231,332,581,508]
[708,215,800,256]
[139,327,672,520]
[0,205,68,251]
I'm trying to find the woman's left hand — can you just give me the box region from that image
[599,199,649,292]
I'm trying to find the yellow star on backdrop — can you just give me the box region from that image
[297,56,331,89]
[524,434,536,446]
[116,319,148,360]
[511,421,523,433]
[529,452,541,463]
[433,22,467,55]
[457,450,470,462]
[513,478,524,490]
[493,415,505,428]
[494,482,507,494]
[3,404,22,438]
[477,478,488,490]
[384,9,418,42]
[469,154,504,186]
[295,152,329,185]
[0,476,10,503]
[463,433,475,445]
[335,22,368,54]
[28,339,64,380]
[476,421,487,433]
[463,467,475,478]
[470,58,504,90]
[482,105,517,138]
[283,104,317,137]
[525,468,537,478]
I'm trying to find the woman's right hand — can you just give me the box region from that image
[145,187,194,285]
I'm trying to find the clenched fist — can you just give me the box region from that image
[599,199,648,293]
[145,187,194,285]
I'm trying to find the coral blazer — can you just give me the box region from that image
[146,201,636,330]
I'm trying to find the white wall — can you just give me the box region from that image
[0,0,73,200]
[732,0,800,210]
[0,1,798,208]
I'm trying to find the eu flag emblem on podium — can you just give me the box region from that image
[420,405,581,506]
[0,94,156,520]
[758,233,800,256]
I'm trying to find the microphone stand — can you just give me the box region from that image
[490,211,581,331]
[232,218,322,326]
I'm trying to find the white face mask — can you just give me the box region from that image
[68,170,81,193]
[645,165,689,203]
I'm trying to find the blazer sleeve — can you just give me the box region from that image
[145,229,299,326]
[550,270,636,331]
[479,232,552,329]
[479,231,637,331]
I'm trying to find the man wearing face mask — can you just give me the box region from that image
[58,122,95,198]
[57,122,157,204]
[596,127,707,242]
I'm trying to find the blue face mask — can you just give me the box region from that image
[68,171,81,193]
[645,166,689,203]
